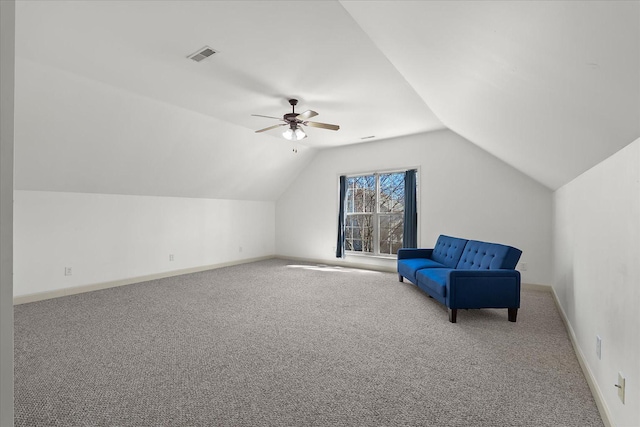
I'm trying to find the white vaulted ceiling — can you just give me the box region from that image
[14,1,640,198]
[342,1,640,190]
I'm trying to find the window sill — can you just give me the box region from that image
[345,252,397,260]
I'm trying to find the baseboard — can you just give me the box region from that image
[549,287,613,427]
[13,255,276,305]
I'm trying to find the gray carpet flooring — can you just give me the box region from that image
[14,258,603,426]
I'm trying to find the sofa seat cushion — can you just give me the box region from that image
[398,258,447,283]
[416,268,451,298]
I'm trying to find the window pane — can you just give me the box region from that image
[345,215,354,251]
[345,214,373,253]
[379,173,405,213]
[344,171,408,257]
[379,213,403,255]
[346,175,375,213]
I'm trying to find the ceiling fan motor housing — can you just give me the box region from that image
[284,113,300,123]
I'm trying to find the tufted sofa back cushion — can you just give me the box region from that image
[456,240,522,270]
[431,235,468,268]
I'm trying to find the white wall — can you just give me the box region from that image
[553,138,640,427]
[0,0,15,424]
[276,130,552,285]
[14,190,275,298]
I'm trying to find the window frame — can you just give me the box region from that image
[342,169,414,259]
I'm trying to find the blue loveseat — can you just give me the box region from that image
[398,235,522,323]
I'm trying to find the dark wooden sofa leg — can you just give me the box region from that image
[508,308,518,322]
[448,308,457,323]
[398,274,403,282]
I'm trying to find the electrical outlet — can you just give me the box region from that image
[616,372,625,404]
[596,335,602,360]
[169,254,174,261]
[239,246,243,253]
[64,267,72,276]
[519,262,528,271]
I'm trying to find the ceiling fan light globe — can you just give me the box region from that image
[294,128,307,140]
[282,128,294,140]
[283,127,307,141]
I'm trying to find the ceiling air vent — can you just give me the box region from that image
[188,46,217,62]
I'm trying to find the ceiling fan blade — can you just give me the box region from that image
[304,121,340,131]
[296,110,318,121]
[251,114,283,120]
[255,124,286,133]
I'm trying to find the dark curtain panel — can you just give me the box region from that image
[403,169,418,248]
[336,175,347,258]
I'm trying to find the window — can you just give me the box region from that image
[344,172,405,256]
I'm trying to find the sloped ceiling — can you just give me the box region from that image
[14,1,640,198]
[343,0,640,189]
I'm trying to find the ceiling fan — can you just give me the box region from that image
[252,99,340,141]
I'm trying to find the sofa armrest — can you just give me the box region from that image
[397,248,433,260]
[446,269,521,309]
